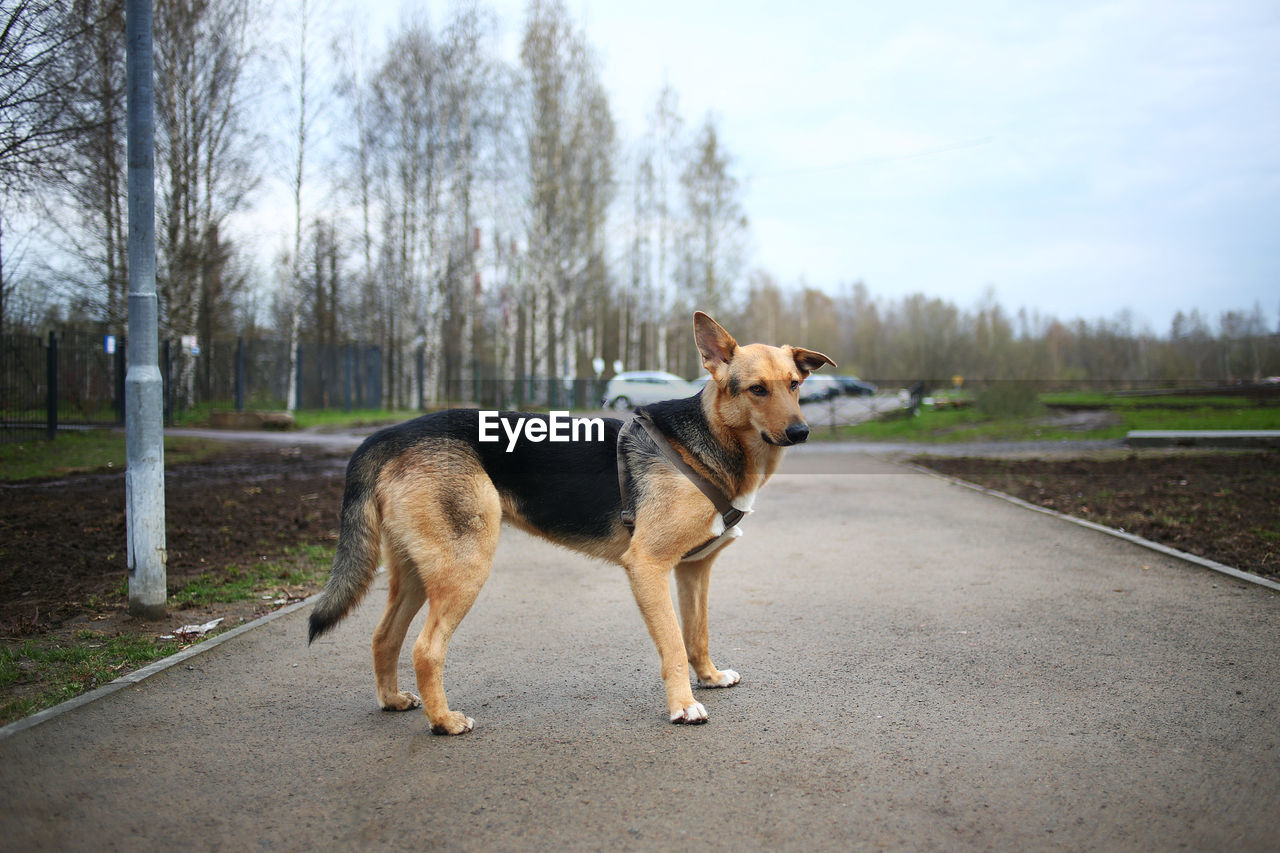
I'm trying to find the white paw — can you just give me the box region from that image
[670,702,709,724]
[429,712,475,735]
[697,669,740,688]
[379,691,422,711]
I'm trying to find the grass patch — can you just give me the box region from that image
[0,633,179,727]
[0,431,232,482]
[168,544,333,609]
[0,544,334,727]
[1255,525,1280,544]
[817,406,1111,444]
[819,391,1280,444]
[168,402,422,430]
[290,408,421,430]
[1041,391,1278,410]
[1114,406,1280,431]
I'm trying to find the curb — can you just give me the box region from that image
[902,461,1280,594]
[0,593,321,743]
[1126,429,1280,449]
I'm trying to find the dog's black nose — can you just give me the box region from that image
[785,423,810,444]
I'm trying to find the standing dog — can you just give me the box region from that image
[308,312,834,733]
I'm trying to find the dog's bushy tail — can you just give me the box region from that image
[308,449,383,644]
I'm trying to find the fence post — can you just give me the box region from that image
[46,331,57,441]
[114,336,127,425]
[235,336,245,411]
[416,345,425,411]
[344,344,352,412]
[161,339,171,426]
[295,344,303,411]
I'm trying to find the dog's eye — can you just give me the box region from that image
[749,384,768,397]
[790,380,799,392]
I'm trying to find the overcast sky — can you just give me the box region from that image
[354,0,1279,333]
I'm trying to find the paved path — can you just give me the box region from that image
[2,451,1277,851]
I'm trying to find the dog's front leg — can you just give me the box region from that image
[625,558,708,724]
[676,556,740,689]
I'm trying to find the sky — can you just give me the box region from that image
[334,0,1280,333]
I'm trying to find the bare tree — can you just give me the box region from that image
[646,83,681,371]
[0,0,86,193]
[520,0,615,403]
[331,19,379,348]
[153,0,260,341]
[280,0,324,411]
[0,0,98,330]
[437,2,505,402]
[619,151,654,371]
[366,16,445,407]
[0,201,45,332]
[677,113,746,320]
[43,0,128,332]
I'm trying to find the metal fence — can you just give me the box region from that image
[1,331,125,439]
[1,330,621,441]
[0,332,387,441]
[163,338,385,414]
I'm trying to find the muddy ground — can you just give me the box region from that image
[914,451,1280,580]
[0,446,349,639]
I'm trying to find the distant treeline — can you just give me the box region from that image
[714,281,1278,387]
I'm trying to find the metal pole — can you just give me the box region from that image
[46,332,57,441]
[125,0,167,619]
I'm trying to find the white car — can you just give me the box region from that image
[601,371,703,410]
[798,374,841,403]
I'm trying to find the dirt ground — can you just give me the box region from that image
[0,445,349,638]
[914,451,1280,580]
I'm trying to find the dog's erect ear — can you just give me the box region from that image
[693,312,738,377]
[789,346,836,378]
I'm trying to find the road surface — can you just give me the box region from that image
[1,450,1276,851]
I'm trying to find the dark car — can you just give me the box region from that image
[834,375,877,396]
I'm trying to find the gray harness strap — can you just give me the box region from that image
[617,411,745,560]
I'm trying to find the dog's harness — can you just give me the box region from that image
[617,411,746,561]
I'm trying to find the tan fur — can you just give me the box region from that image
[345,312,833,732]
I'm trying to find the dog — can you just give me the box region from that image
[308,312,835,733]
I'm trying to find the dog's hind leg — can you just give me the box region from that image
[411,543,496,734]
[376,459,501,735]
[407,477,501,735]
[371,550,427,711]
[676,556,740,689]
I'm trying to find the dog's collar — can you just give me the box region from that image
[617,411,745,556]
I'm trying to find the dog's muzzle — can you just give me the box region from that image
[763,423,810,446]
[785,423,810,444]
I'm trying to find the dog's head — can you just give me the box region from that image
[694,311,836,447]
